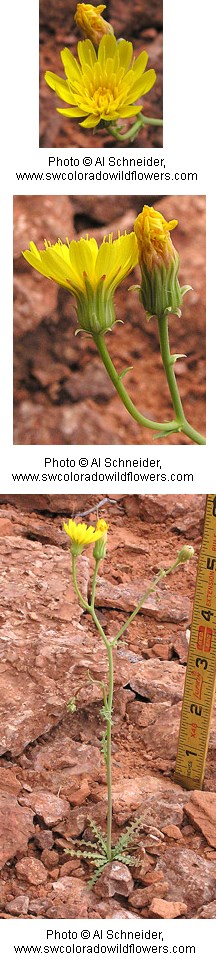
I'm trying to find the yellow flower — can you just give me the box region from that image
[134,205,190,319]
[63,518,103,555]
[74,3,113,46]
[44,34,156,128]
[134,206,178,274]
[22,232,138,336]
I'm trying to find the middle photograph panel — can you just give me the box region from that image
[14,194,206,446]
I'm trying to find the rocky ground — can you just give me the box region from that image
[14,194,206,445]
[0,494,215,919]
[39,0,163,149]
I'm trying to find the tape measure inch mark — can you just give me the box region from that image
[174,494,216,791]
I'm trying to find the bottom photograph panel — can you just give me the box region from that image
[0,494,215,920]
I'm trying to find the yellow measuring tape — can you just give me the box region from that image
[175,494,216,790]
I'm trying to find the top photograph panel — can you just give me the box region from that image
[39,0,163,148]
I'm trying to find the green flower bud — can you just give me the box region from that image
[177,545,194,563]
[93,519,109,560]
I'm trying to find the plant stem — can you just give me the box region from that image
[91,559,100,608]
[94,333,178,435]
[73,557,114,861]
[104,641,113,860]
[111,567,165,646]
[72,555,89,611]
[94,330,205,445]
[70,550,194,868]
[111,559,183,647]
[158,315,206,445]
[107,112,163,142]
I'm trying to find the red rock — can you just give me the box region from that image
[34,827,53,850]
[16,858,48,885]
[49,868,59,881]
[161,824,183,841]
[131,847,153,881]
[41,848,60,869]
[50,876,91,918]
[197,901,216,919]
[172,631,189,664]
[57,800,107,840]
[142,870,165,885]
[94,862,134,898]
[0,794,34,870]
[149,898,187,918]
[61,779,90,806]
[0,768,21,796]
[0,540,90,756]
[33,736,101,777]
[96,900,140,919]
[100,774,189,828]
[126,660,186,704]
[152,643,172,660]
[51,875,77,894]
[27,790,70,826]
[5,895,29,915]
[95,578,190,624]
[59,859,83,877]
[158,847,216,913]
[130,882,168,908]
[127,701,170,727]
[141,702,183,760]
[184,792,216,848]
[28,899,50,915]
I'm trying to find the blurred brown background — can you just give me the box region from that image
[39,0,163,148]
[13,194,206,445]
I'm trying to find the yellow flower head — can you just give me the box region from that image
[74,3,113,46]
[134,205,178,274]
[133,204,190,319]
[44,34,156,128]
[22,232,138,336]
[63,518,103,555]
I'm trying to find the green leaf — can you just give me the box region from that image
[67,696,77,714]
[119,366,133,381]
[87,818,107,854]
[170,353,187,365]
[153,428,180,440]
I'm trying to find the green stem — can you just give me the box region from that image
[158,315,206,445]
[111,560,181,647]
[91,559,100,608]
[90,604,113,861]
[103,640,113,861]
[72,556,113,861]
[107,112,163,143]
[94,333,178,435]
[72,555,90,611]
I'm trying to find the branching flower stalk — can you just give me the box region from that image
[44,3,162,143]
[63,518,194,882]
[23,205,205,446]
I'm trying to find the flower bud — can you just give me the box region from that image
[134,205,191,319]
[176,545,194,563]
[93,519,109,560]
[74,3,113,46]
